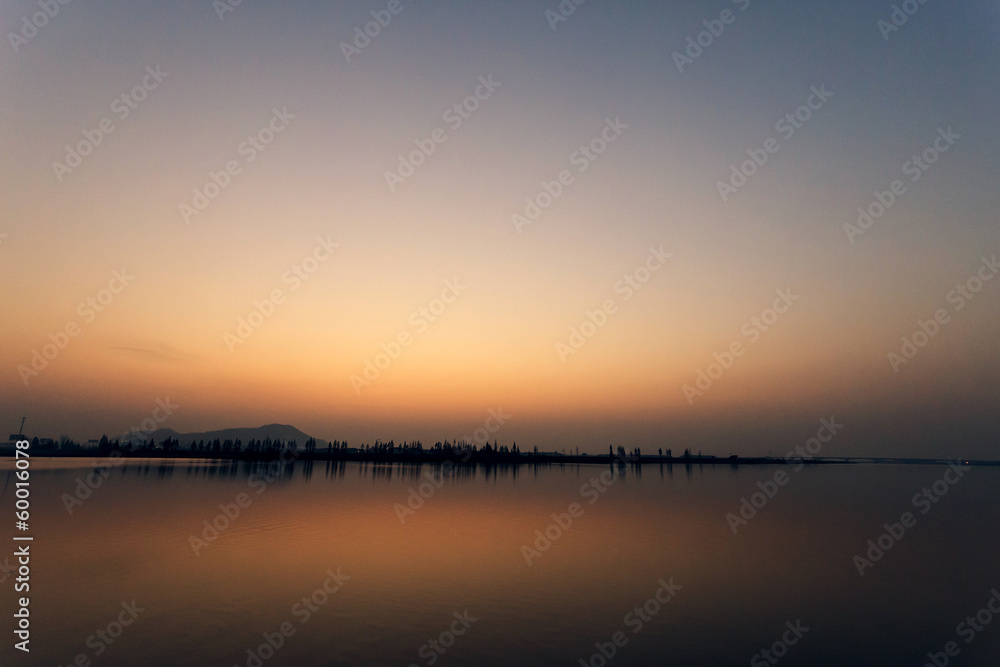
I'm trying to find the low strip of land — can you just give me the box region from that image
[0,445,996,467]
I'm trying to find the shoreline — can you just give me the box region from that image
[0,449,996,467]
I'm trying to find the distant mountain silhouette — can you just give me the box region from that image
[139,424,326,448]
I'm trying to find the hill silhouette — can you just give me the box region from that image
[138,423,326,448]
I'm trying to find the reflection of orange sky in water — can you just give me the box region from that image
[101,466,828,606]
[32,462,822,596]
[12,462,999,665]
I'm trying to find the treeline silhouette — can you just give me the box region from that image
[13,434,744,466]
[20,434,530,462]
[12,436,995,468]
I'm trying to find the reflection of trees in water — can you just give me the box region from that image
[82,455,716,491]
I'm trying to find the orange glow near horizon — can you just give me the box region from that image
[3,1,998,457]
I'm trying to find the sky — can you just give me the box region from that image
[2,0,998,457]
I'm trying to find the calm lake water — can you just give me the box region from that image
[1,457,999,666]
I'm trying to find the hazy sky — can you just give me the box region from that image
[2,0,998,457]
